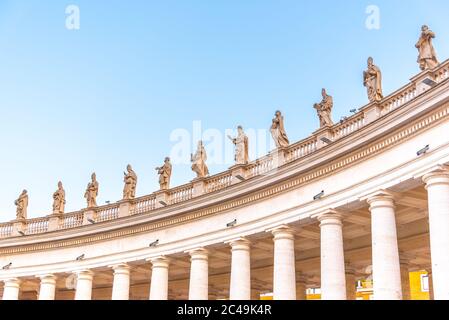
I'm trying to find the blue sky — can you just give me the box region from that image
[0,0,448,221]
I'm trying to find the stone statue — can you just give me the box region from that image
[156,157,172,190]
[416,25,439,71]
[191,141,209,178]
[363,57,383,103]
[314,88,334,128]
[270,111,290,149]
[228,126,249,165]
[52,181,66,214]
[15,190,29,220]
[123,164,137,200]
[84,173,99,208]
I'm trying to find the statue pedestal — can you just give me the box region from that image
[11,219,27,237]
[192,178,207,197]
[48,214,63,232]
[118,200,134,218]
[313,126,334,150]
[155,190,170,208]
[82,209,97,226]
[230,164,248,185]
[361,102,382,124]
[271,148,287,168]
[411,68,437,96]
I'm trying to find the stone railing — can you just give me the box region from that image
[1,59,449,239]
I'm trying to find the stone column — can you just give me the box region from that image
[2,278,21,300]
[74,270,94,300]
[345,266,357,301]
[111,264,131,300]
[38,274,57,300]
[314,210,347,300]
[272,225,296,300]
[188,249,209,300]
[229,238,251,300]
[400,260,411,300]
[367,191,402,300]
[296,276,307,300]
[149,257,170,300]
[423,168,449,300]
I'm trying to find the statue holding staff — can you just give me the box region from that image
[416,25,439,71]
[363,57,383,103]
[270,110,290,149]
[15,190,29,220]
[84,173,99,208]
[191,141,209,178]
[314,88,334,128]
[52,181,66,214]
[156,157,172,190]
[123,164,137,200]
[228,126,249,165]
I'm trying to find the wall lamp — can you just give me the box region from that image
[2,262,12,270]
[226,219,237,228]
[159,201,168,207]
[76,254,85,261]
[87,218,96,224]
[314,190,325,201]
[320,137,332,145]
[149,240,160,248]
[417,145,430,156]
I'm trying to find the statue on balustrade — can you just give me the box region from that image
[156,157,172,190]
[314,88,334,128]
[363,57,383,103]
[270,111,290,149]
[15,190,29,220]
[191,141,209,178]
[416,25,439,71]
[84,173,99,208]
[123,164,137,200]
[228,125,249,165]
[52,181,66,214]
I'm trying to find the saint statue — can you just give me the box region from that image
[52,181,66,214]
[15,190,29,220]
[84,173,99,208]
[363,57,383,103]
[416,25,439,71]
[314,89,334,128]
[270,111,290,149]
[191,141,209,178]
[156,157,172,190]
[123,164,137,200]
[228,126,249,165]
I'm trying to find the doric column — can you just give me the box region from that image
[367,191,402,300]
[149,257,170,300]
[38,274,57,300]
[188,248,209,300]
[400,259,411,300]
[423,167,449,300]
[314,210,347,300]
[74,270,94,300]
[345,266,357,301]
[271,225,296,300]
[296,276,307,300]
[111,264,131,300]
[2,278,21,300]
[229,238,251,300]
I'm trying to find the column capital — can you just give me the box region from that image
[268,225,295,240]
[36,274,57,284]
[362,190,395,209]
[148,256,170,268]
[312,209,343,226]
[3,278,21,287]
[422,165,449,188]
[226,237,251,251]
[186,248,209,261]
[74,269,94,281]
[110,263,131,275]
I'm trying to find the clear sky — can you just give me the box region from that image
[1,0,448,221]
